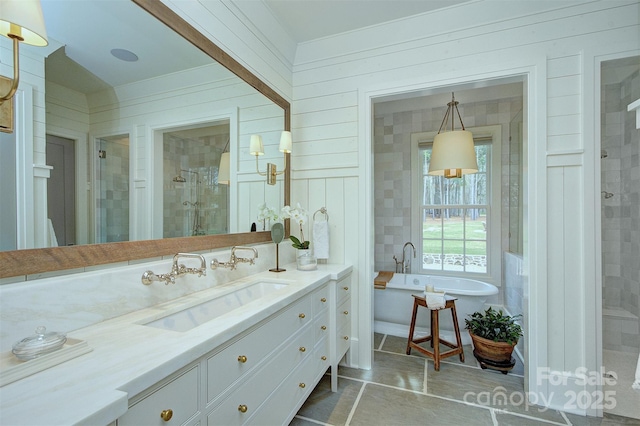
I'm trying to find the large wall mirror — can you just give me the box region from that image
[0,0,290,278]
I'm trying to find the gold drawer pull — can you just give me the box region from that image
[299,313,306,319]
[299,346,306,352]
[160,409,173,421]
[343,286,349,291]
[238,355,247,363]
[343,311,349,315]
[343,336,349,340]
[299,383,306,388]
[321,297,326,302]
[321,325,327,330]
[321,356,327,361]
[238,404,248,413]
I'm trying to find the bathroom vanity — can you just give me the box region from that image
[0,264,352,425]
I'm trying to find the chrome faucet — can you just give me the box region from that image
[211,246,258,270]
[392,242,416,273]
[141,252,207,285]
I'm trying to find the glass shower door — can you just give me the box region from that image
[95,134,130,243]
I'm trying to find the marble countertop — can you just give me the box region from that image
[0,264,351,426]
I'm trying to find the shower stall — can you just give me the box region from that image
[162,125,229,238]
[600,55,640,420]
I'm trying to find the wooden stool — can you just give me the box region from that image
[406,294,464,371]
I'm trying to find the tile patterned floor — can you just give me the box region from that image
[291,334,640,426]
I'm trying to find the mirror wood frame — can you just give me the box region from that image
[0,0,290,279]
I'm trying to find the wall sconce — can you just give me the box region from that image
[427,92,478,179]
[250,131,292,185]
[0,0,48,133]
[218,139,230,185]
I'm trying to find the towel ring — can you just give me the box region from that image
[313,207,329,222]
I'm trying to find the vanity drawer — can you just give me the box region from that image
[337,319,352,360]
[336,276,351,305]
[246,349,317,426]
[312,336,330,382]
[312,284,330,315]
[206,296,312,403]
[336,297,351,330]
[314,309,329,344]
[207,324,314,425]
[118,364,199,426]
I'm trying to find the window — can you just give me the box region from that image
[419,141,490,274]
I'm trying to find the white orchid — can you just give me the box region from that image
[281,203,309,249]
[257,203,280,230]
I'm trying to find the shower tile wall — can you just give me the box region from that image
[373,95,523,283]
[601,59,640,353]
[163,133,229,238]
[97,136,130,243]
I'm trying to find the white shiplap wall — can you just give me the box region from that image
[288,0,640,415]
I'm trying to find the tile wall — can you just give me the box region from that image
[601,57,640,353]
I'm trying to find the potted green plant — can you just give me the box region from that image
[465,307,522,373]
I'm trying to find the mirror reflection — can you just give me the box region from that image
[1,0,286,251]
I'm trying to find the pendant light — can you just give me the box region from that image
[427,93,478,179]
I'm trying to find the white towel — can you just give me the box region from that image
[425,291,446,310]
[313,220,329,259]
[633,353,640,391]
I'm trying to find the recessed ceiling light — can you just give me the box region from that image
[110,48,138,62]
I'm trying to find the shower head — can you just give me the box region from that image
[173,175,187,183]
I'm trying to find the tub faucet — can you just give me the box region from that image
[211,246,258,270]
[141,252,206,285]
[393,242,416,273]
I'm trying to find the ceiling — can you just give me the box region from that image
[262,0,471,43]
[38,0,471,94]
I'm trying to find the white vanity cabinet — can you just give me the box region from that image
[331,275,352,392]
[116,270,352,426]
[117,364,200,426]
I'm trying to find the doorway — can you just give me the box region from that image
[599,55,640,420]
[46,135,76,246]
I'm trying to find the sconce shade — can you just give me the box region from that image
[218,152,230,185]
[0,0,48,46]
[249,134,264,156]
[428,130,478,178]
[279,131,292,153]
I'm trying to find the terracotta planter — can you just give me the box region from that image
[468,332,516,363]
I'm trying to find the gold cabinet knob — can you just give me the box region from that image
[321,356,327,361]
[160,409,173,421]
[299,383,306,388]
[238,355,247,363]
[343,286,349,291]
[299,313,306,319]
[343,336,349,340]
[321,297,326,302]
[238,404,248,413]
[321,325,327,330]
[299,346,306,352]
[343,311,349,315]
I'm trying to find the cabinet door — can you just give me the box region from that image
[118,365,199,426]
[206,296,312,404]
[207,325,314,425]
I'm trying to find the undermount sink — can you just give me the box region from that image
[145,281,289,332]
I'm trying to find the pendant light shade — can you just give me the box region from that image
[429,130,477,178]
[218,152,230,185]
[427,93,478,179]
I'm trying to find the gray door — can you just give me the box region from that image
[46,135,76,246]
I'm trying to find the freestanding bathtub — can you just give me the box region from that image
[374,273,499,345]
